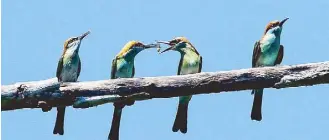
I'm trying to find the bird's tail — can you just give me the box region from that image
[251,89,264,121]
[172,99,189,133]
[53,107,65,135]
[108,103,125,140]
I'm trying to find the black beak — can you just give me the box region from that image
[159,46,173,53]
[157,41,171,45]
[143,43,160,49]
[279,17,289,27]
[157,41,174,53]
[78,31,90,40]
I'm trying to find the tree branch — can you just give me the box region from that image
[2,61,329,111]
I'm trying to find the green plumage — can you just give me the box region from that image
[57,55,81,82]
[178,49,202,104]
[109,56,135,140]
[111,57,135,79]
[54,46,81,136]
[109,41,155,140]
[251,24,285,121]
[53,31,89,135]
[172,43,202,134]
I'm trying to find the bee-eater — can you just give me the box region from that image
[54,31,90,135]
[158,37,202,133]
[109,41,158,140]
[251,18,288,121]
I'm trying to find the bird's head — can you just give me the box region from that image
[157,37,199,54]
[63,31,90,54]
[117,41,159,58]
[263,18,289,35]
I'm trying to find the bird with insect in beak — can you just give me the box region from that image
[109,41,159,140]
[157,37,202,134]
[54,31,90,135]
[251,18,288,121]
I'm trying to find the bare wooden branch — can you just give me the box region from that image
[2,61,329,111]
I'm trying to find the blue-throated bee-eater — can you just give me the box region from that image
[109,41,159,140]
[54,31,90,135]
[251,18,288,121]
[157,37,202,134]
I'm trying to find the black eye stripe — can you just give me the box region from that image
[170,39,179,44]
[136,43,144,47]
[271,23,279,27]
[68,38,78,44]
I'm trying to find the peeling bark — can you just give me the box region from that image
[2,61,329,111]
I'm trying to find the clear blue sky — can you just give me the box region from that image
[2,0,329,140]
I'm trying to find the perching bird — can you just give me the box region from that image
[54,31,90,135]
[109,41,159,140]
[251,18,288,121]
[158,37,202,133]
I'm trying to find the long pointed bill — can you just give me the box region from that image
[78,31,91,40]
[159,46,173,53]
[157,41,174,53]
[279,17,289,27]
[156,41,170,45]
[143,43,160,49]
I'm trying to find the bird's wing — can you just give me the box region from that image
[198,56,202,73]
[252,41,261,68]
[111,58,117,79]
[177,57,183,75]
[77,58,81,78]
[275,45,284,65]
[188,42,200,55]
[56,56,64,82]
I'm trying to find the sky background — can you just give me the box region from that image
[2,0,329,140]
